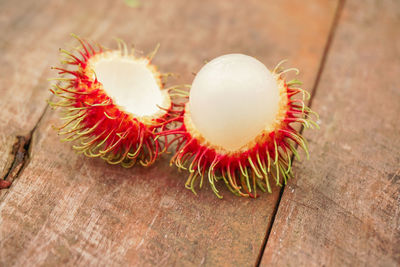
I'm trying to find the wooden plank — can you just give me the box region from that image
[260,0,400,266]
[0,0,338,265]
[0,0,123,183]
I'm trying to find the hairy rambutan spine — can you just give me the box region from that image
[49,35,178,167]
[162,61,319,198]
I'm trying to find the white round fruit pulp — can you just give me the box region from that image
[189,54,280,151]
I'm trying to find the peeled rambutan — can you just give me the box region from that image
[163,54,319,198]
[49,35,177,167]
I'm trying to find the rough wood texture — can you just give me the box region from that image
[0,0,117,181]
[260,0,400,266]
[0,0,339,266]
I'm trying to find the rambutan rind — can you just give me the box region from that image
[163,60,319,198]
[49,36,178,167]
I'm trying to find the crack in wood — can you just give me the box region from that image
[1,104,49,190]
[0,135,32,189]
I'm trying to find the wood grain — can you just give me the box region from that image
[0,0,126,183]
[0,0,339,266]
[260,0,400,266]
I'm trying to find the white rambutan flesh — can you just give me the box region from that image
[89,52,170,117]
[189,54,280,152]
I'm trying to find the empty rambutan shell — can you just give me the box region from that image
[164,54,319,198]
[49,35,177,167]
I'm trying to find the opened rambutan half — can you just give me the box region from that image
[163,54,319,198]
[49,36,177,167]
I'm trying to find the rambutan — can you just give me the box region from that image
[163,54,319,198]
[49,35,177,167]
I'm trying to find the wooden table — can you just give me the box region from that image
[1,0,399,266]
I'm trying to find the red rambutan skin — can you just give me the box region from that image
[162,64,318,198]
[49,36,177,167]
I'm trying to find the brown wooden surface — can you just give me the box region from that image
[1,0,398,266]
[260,0,400,266]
